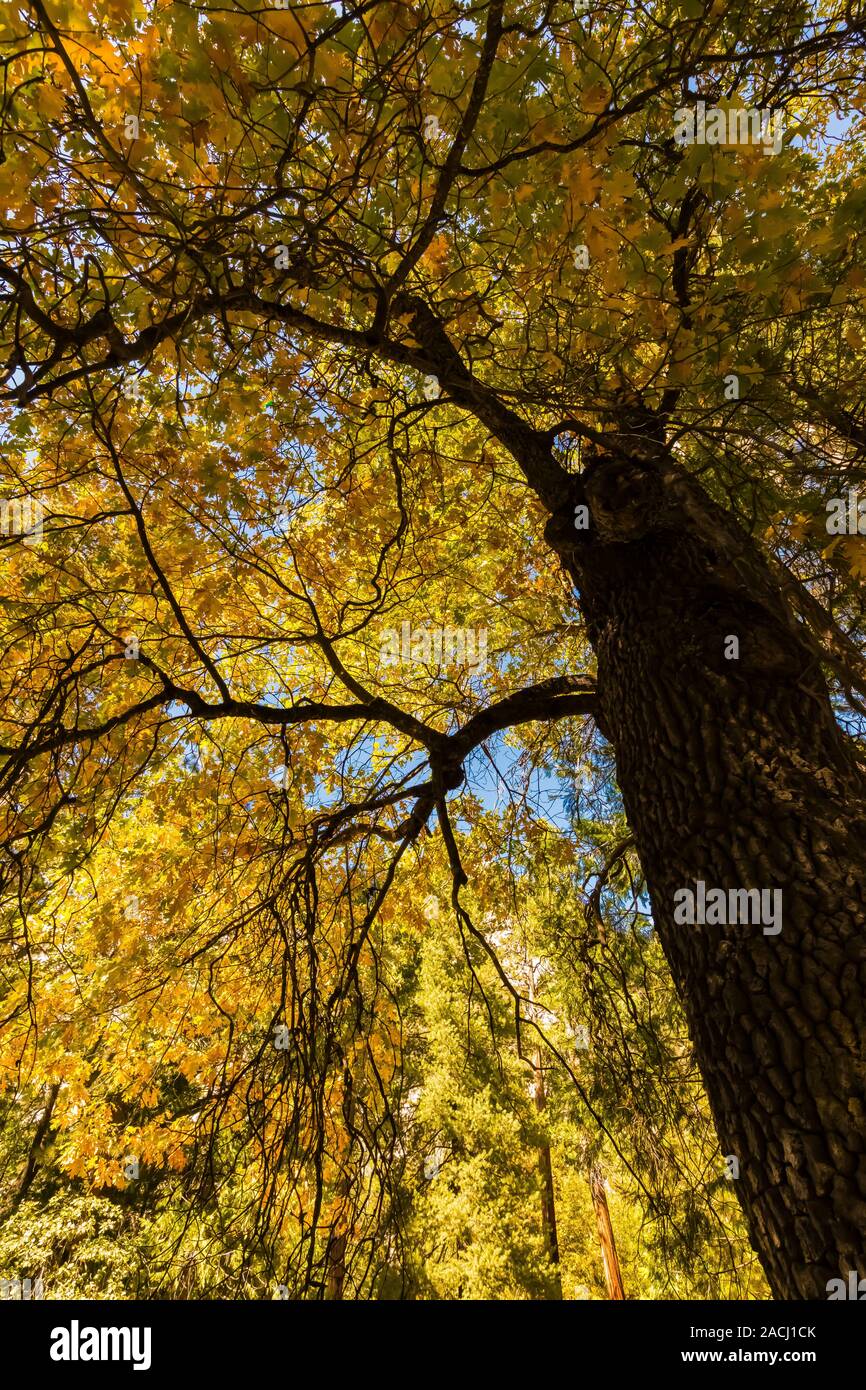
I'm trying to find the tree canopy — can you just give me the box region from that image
[1,0,866,1300]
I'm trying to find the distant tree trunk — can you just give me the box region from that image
[590,1164,625,1300]
[324,1061,355,1300]
[15,1082,60,1204]
[527,967,562,1296]
[532,1045,562,1293]
[324,1231,347,1301]
[543,434,866,1299]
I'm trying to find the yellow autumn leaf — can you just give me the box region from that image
[659,236,695,256]
[582,81,611,113]
[35,82,66,121]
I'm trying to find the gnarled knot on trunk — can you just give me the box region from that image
[542,455,664,558]
[433,758,465,793]
[581,455,664,542]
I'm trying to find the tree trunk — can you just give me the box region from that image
[324,1061,355,1300]
[544,435,866,1300]
[526,966,562,1292]
[324,1231,347,1301]
[590,1164,626,1300]
[15,1082,60,1205]
[532,1045,562,1293]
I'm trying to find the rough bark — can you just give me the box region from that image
[543,429,866,1300]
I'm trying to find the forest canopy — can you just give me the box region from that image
[0,0,865,1302]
